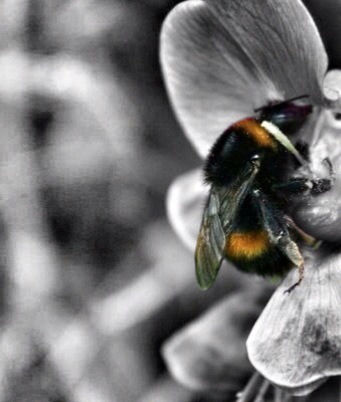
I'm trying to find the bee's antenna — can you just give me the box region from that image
[254,94,310,113]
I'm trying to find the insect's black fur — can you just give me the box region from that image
[203,109,307,277]
[196,98,333,287]
[204,127,258,187]
[205,126,292,192]
[227,194,293,276]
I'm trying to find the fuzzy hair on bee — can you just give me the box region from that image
[195,96,334,293]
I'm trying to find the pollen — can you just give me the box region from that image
[233,118,276,148]
[225,230,270,259]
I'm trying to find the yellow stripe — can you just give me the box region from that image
[225,230,270,259]
[232,118,276,149]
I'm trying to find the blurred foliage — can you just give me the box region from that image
[0,1,205,401]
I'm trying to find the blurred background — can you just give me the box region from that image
[0,0,219,401]
[0,1,339,402]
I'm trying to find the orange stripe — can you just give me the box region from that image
[232,118,276,148]
[225,230,270,259]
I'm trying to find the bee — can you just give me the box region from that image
[195,95,334,293]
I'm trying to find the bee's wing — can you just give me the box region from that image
[195,161,260,289]
[252,190,303,267]
[195,189,225,289]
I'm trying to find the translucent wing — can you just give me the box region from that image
[195,189,225,289]
[195,160,260,289]
[252,190,304,267]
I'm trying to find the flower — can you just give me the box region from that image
[247,247,341,396]
[160,0,341,397]
[162,285,273,399]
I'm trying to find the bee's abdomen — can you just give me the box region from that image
[224,229,292,276]
[225,230,269,260]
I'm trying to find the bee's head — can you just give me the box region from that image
[256,95,312,134]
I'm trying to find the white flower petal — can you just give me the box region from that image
[161,0,327,157]
[293,109,341,242]
[206,0,327,103]
[163,288,270,393]
[166,168,208,251]
[247,249,341,395]
[323,69,341,106]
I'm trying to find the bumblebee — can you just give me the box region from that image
[195,96,334,293]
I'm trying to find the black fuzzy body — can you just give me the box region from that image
[204,121,294,277]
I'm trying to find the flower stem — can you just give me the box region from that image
[236,372,263,402]
[254,379,270,402]
[274,388,293,402]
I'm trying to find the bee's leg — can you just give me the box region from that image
[284,261,304,294]
[273,176,332,196]
[310,157,335,195]
[284,215,322,249]
[273,157,335,196]
[278,238,305,294]
[272,177,313,196]
[252,190,305,292]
